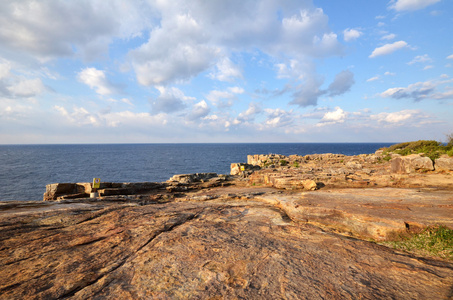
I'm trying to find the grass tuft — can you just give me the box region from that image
[381,225,453,261]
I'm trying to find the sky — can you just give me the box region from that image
[0,0,452,144]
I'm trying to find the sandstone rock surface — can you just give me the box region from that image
[391,154,434,173]
[1,184,453,299]
[436,156,453,171]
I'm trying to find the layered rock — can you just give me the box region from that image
[435,155,453,171]
[391,154,434,173]
[1,185,453,299]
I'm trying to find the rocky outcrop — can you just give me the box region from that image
[230,163,260,176]
[167,173,218,184]
[2,185,453,299]
[233,152,452,191]
[44,182,165,201]
[391,154,434,173]
[435,155,453,171]
[43,174,227,201]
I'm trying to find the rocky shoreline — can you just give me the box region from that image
[1,151,453,299]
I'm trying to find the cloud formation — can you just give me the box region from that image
[78,68,121,95]
[389,0,441,11]
[343,28,363,41]
[380,78,453,101]
[369,41,409,58]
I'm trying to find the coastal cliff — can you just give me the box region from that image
[1,150,453,299]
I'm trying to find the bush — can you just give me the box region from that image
[382,140,453,161]
[280,160,288,166]
[292,162,300,168]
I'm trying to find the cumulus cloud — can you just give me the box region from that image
[129,1,342,87]
[0,1,153,61]
[235,102,263,124]
[447,54,453,60]
[389,0,441,11]
[369,41,409,58]
[316,107,347,126]
[343,28,363,41]
[263,108,294,128]
[54,105,100,126]
[206,87,244,107]
[187,100,210,121]
[150,86,194,114]
[77,67,121,95]
[209,57,243,82]
[130,13,219,86]
[370,110,423,124]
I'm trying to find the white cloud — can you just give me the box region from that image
[384,71,396,76]
[317,107,347,126]
[263,108,294,128]
[0,60,11,80]
[130,13,219,86]
[367,76,380,82]
[54,105,100,126]
[343,28,363,42]
[407,54,432,65]
[187,100,210,121]
[380,78,453,101]
[129,2,342,87]
[206,87,244,107]
[150,86,195,114]
[389,0,441,11]
[447,54,453,59]
[0,1,153,61]
[8,78,45,98]
[381,33,396,40]
[370,110,420,124]
[235,102,263,124]
[77,67,120,95]
[369,41,409,58]
[209,57,243,82]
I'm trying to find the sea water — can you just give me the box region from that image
[0,143,393,201]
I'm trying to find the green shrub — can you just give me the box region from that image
[292,162,300,168]
[280,160,288,166]
[382,140,453,161]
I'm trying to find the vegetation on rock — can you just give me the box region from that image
[381,140,453,161]
[382,225,453,261]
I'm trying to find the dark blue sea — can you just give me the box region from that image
[0,143,393,201]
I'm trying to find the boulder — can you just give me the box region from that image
[43,183,78,201]
[390,154,434,173]
[302,179,318,191]
[230,163,260,175]
[435,156,453,171]
[168,173,218,184]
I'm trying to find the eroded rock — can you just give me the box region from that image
[391,154,434,173]
[1,188,452,299]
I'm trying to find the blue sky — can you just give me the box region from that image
[0,0,452,144]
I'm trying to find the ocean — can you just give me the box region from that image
[0,143,393,201]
